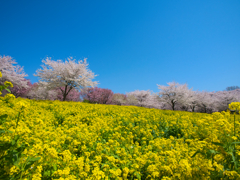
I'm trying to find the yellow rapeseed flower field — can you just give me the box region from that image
[0,93,240,179]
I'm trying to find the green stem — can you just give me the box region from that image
[20,157,29,180]
[16,111,21,129]
[234,111,236,137]
[233,112,236,158]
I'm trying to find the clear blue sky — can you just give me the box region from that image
[0,0,239,94]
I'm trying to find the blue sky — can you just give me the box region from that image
[0,0,239,94]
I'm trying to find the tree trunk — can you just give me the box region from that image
[62,85,73,101]
[171,100,175,110]
[191,106,195,112]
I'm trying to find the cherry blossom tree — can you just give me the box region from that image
[111,93,127,105]
[126,90,161,108]
[185,90,200,112]
[54,86,81,101]
[0,55,29,96]
[194,91,216,113]
[34,56,98,101]
[0,78,32,98]
[214,90,239,112]
[25,83,80,101]
[79,87,113,104]
[125,94,138,106]
[157,82,192,110]
[126,90,150,107]
[232,89,240,102]
[8,79,33,98]
[26,82,58,100]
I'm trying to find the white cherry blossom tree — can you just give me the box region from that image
[157,81,193,110]
[126,90,161,108]
[34,56,98,101]
[185,90,199,112]
[0,55,29,96]
[232,89,240,102]
[26,82,58,100]
[111,93,127,105]
[214,90,240,112]
[194,91,216,113]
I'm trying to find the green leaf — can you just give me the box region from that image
[113,155,119,159]
[208,149,218,154]
[0,114,8,126]
[231,152,239,170]
[231,142,240,145]
[134,172,141,180]
[206,149,219,159]
[53,164,58,171]
[191,150,201,158]
[5,88,11,93]
[43,170,51,177]
[11,140,16,146]
[212,142,224,147]
[0,114,8,119]
[24,161,36,171]
[0,130,5,134]
[28,157,41,162]
[0,142,11,151]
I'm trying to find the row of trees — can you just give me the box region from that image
[156,82,240,113]
[1,55,239,113]
[78,83,239,113]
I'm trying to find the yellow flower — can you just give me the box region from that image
[2,94,240,179]
[60,150,72,163]
[10,165,19,175]
[4,93,15,99]
[92,167,105,179]
[84,164,90,172]
[229,102,240,111]
[0,71,2,77]
[232,136,238,141]
[16,101,29,109]
[123,167,129,179]
[162,176,172,180]
[4,81,13,88]
[152,171,160,178]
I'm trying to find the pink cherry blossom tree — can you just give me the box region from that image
[8,79,33,98]
[80,87,113,104]
[0,78,33,98]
